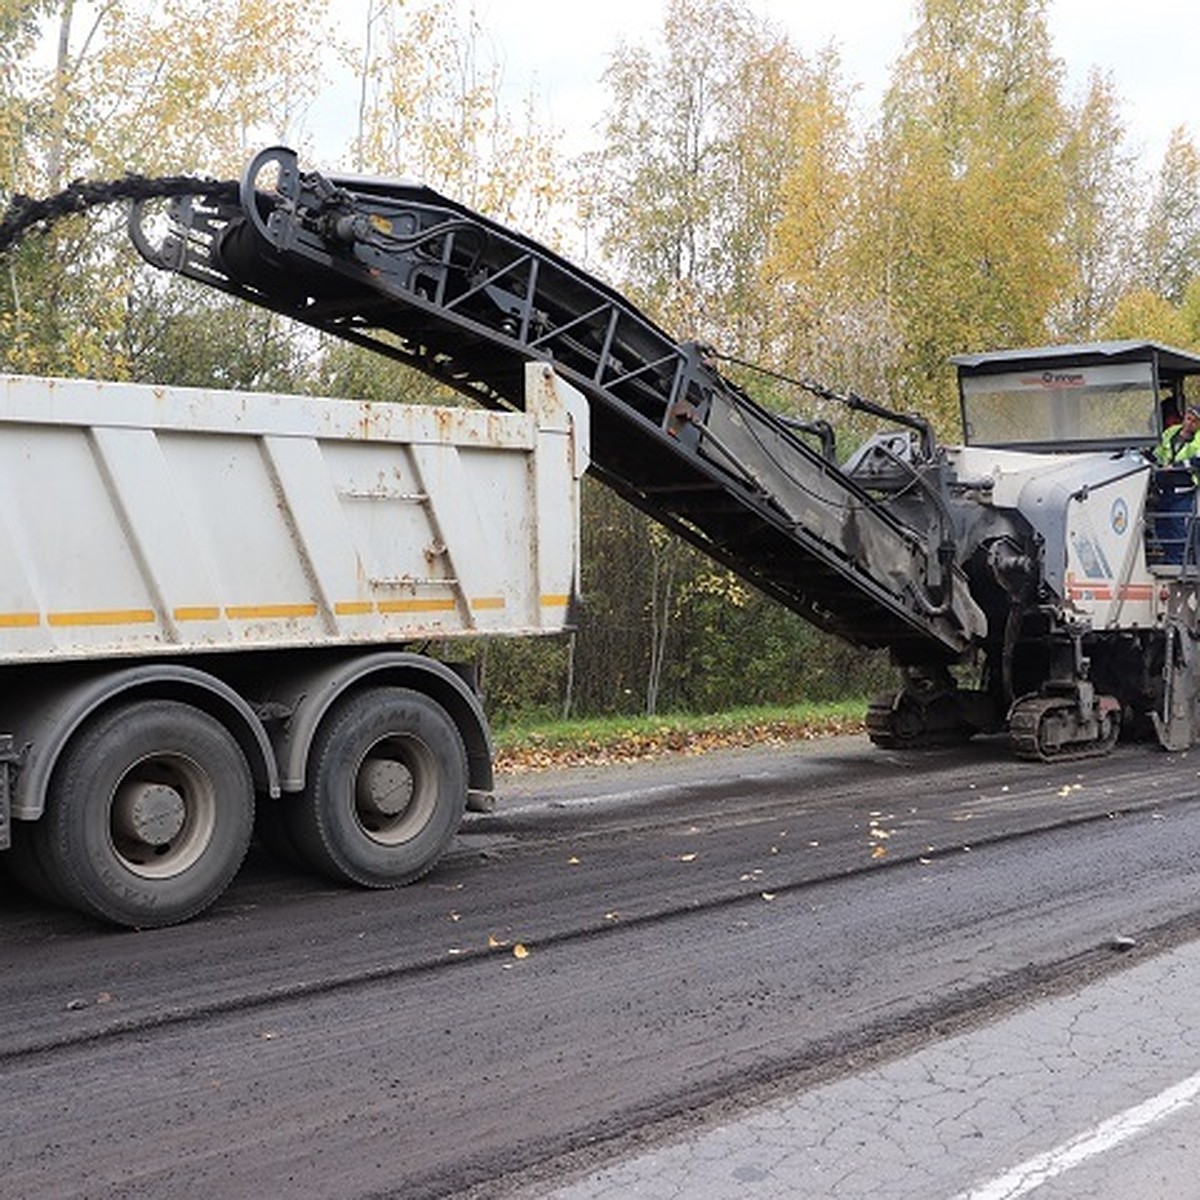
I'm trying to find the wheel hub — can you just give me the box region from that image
[356,757,415,819]
[112,780,187,848]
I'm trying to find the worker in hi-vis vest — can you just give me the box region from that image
[1156,404,1200,471]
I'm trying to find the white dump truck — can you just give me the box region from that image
[0,362,588,927]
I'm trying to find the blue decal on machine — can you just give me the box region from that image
[1071,530,1112,579]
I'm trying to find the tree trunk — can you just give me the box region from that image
[46,0,75,193]
[645,537,679,716]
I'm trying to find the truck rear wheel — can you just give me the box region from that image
[37,700,254,928]
[292,687,468,888]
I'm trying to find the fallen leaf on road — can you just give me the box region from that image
[513,943,530,959]
[871,845,888,860]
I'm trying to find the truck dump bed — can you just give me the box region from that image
[0,362,586,663]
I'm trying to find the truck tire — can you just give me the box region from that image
[292,686,468,888]
[36,700,255,928]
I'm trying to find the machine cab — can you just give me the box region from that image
[951,340,1200,454]
[952,341,1200,577]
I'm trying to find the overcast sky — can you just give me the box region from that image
[469,0,1197,170]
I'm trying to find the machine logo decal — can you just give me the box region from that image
[1111,497,1129,536]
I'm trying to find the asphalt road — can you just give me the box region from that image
[4,732,1200,1198]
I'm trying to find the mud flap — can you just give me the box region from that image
[0,734,13,850]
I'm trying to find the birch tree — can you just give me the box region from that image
[1140,128,1200,307]
[1051,71,1140,339]
[853,0,1073,427]
[346,0,562,234]
[1,0,332,378]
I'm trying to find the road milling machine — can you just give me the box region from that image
[20,146,1200,764]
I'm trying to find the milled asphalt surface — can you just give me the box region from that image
[540,935,1200,1199]
[9,736,1200,1198]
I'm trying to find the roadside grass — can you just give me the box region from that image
[492,699,869,773]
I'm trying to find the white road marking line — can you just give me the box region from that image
[955,1069,1200,1200]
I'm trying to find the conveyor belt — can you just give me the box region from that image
[131,146,983,659]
